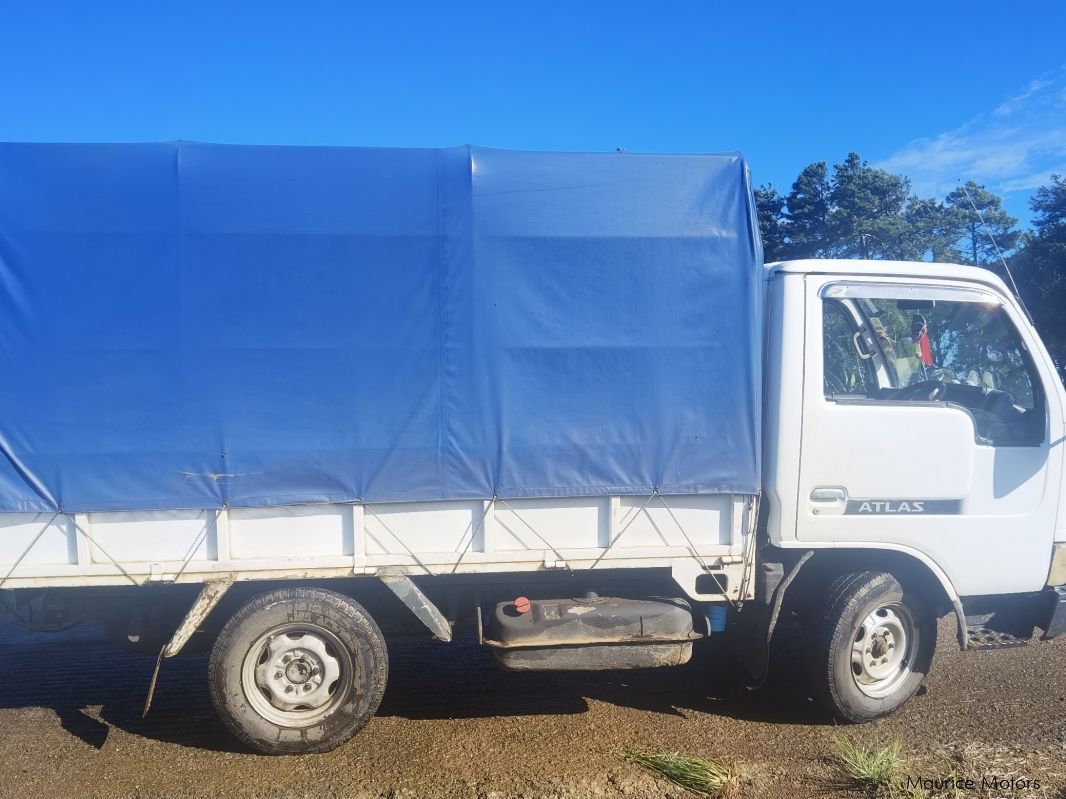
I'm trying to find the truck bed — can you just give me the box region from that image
[0,493,755,601]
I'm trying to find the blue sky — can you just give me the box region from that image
[2,2,1064,225]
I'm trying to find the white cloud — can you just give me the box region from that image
[876,66,1066,202]
[993,77,1053,116]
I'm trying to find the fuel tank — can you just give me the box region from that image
[482,594,701,671]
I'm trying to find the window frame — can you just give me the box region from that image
[818,281,1049,448]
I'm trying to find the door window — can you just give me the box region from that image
[823,300,871,397]
[821,290,1045,446]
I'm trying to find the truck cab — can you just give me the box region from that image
[759,259,1065,716]
[750,261,1066,720]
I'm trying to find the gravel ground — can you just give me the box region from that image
[1,615,1064,799]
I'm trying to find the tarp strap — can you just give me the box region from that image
[167,509,218,584]
[653,492,714,575]
[0,511,60,588]
[494,496,572,572]
[361,502,433,575]
[450,497,495,575]
[736,495,760,607]
[588,491,659,571]
[590,490,735,591]
[69,515,140,586]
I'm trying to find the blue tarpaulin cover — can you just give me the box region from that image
[0,143,763,513]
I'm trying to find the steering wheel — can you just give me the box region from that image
[895,379,947,401]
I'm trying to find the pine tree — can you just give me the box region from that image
[828,153,910,260]
[753,184,787,261]
[1013,175,1066,375]
[945,181,1020,266]
[783,162,832,258]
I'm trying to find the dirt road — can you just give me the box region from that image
[1,615,1064,799]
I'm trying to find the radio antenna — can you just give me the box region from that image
[957,180,1034,323]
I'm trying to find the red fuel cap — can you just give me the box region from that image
[514,596,531,614]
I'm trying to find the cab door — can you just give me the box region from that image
[796,275,1063,597]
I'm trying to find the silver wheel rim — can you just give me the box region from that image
[850,602,917,699]
[241,623,353,727]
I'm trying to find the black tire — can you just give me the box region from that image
[810,571,935,723]
[208,587,388,754]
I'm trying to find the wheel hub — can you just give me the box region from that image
[850,603,916,699]
[254,633,341,712]
[285,658,312,684]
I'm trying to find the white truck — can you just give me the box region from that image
[0,143,1062,754]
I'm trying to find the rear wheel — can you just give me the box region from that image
[811,571,935,722]
[209,587,387,754]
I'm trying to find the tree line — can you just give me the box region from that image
[755,154,1066,376]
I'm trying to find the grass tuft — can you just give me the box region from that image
[621,749,736,797]
[831,736,904,795]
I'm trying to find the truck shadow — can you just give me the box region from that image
[0,618,826,754]
[378,626,824,726]
[0,618,234,752]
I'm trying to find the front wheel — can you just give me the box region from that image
[208,587,388,754]
[811,571,935,722]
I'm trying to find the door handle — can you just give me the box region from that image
[810,487,847,502]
